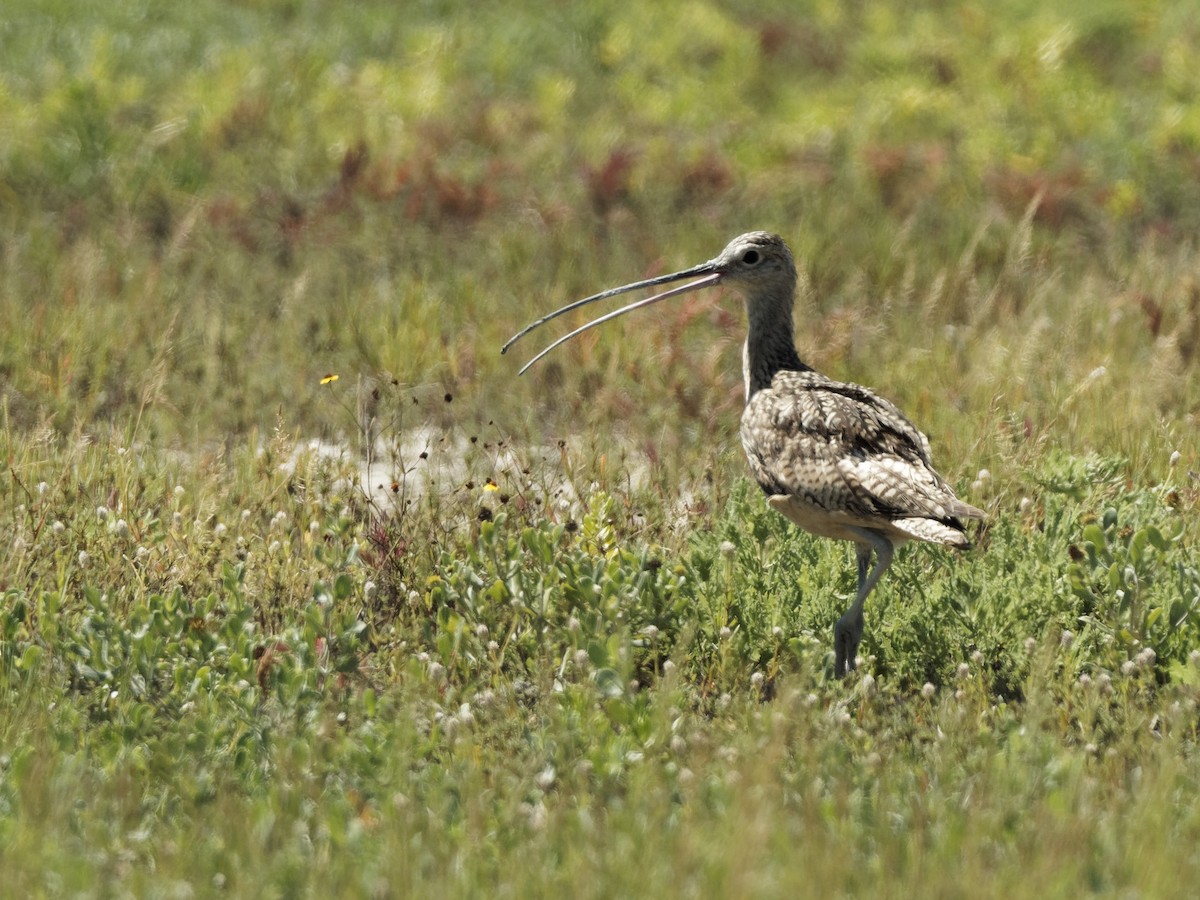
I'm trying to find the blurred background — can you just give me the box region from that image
[2,0,1198,481]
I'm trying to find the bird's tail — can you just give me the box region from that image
[949,498,987,521]
[890,517,975,549]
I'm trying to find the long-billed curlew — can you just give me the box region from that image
[503,232,984,677]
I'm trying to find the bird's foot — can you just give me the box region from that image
[833,611,864,679]
[833,637,857,678]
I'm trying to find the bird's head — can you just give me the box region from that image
[707,232,797,302]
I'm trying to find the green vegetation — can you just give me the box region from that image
[3,0,1200,894]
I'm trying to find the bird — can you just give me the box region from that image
[502,232,984,677]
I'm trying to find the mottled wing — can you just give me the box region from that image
[740,370,980,536]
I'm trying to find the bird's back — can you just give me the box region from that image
[740,369,983,547]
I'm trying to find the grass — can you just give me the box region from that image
[3,0,1200,895]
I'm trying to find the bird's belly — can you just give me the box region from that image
[764,493,912,548]
[765,494,862,542]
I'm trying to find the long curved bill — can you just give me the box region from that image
[502,261,721,375]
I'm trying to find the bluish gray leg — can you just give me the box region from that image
[834,529,894,677]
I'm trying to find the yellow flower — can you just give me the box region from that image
[320,373,339,385]
[483,479,500,493]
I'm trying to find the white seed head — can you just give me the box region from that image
[52,520,65,535]
[1060,629,1074,649]
[921,682,936,699]
[1169,450,1182,467]
[96,506,109,521]
[77,550,91,569]
[524,802,547,831]
[750,671,765,689]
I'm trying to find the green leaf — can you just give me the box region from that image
[1082,523,1106,552]
[1130,529,1148,565]
[19,645,43,672]
[1169,659,1200,686]
[587,639,609,668]
[595,668,624,698]
[1146,526,1170,552]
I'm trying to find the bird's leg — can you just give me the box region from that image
[834,529,895,677]
[833,544,871,677]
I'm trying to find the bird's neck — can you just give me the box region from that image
[742,292,808,400]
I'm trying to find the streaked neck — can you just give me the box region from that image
[743,292,807,399]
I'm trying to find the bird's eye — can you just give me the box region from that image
[742,249,761,265]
